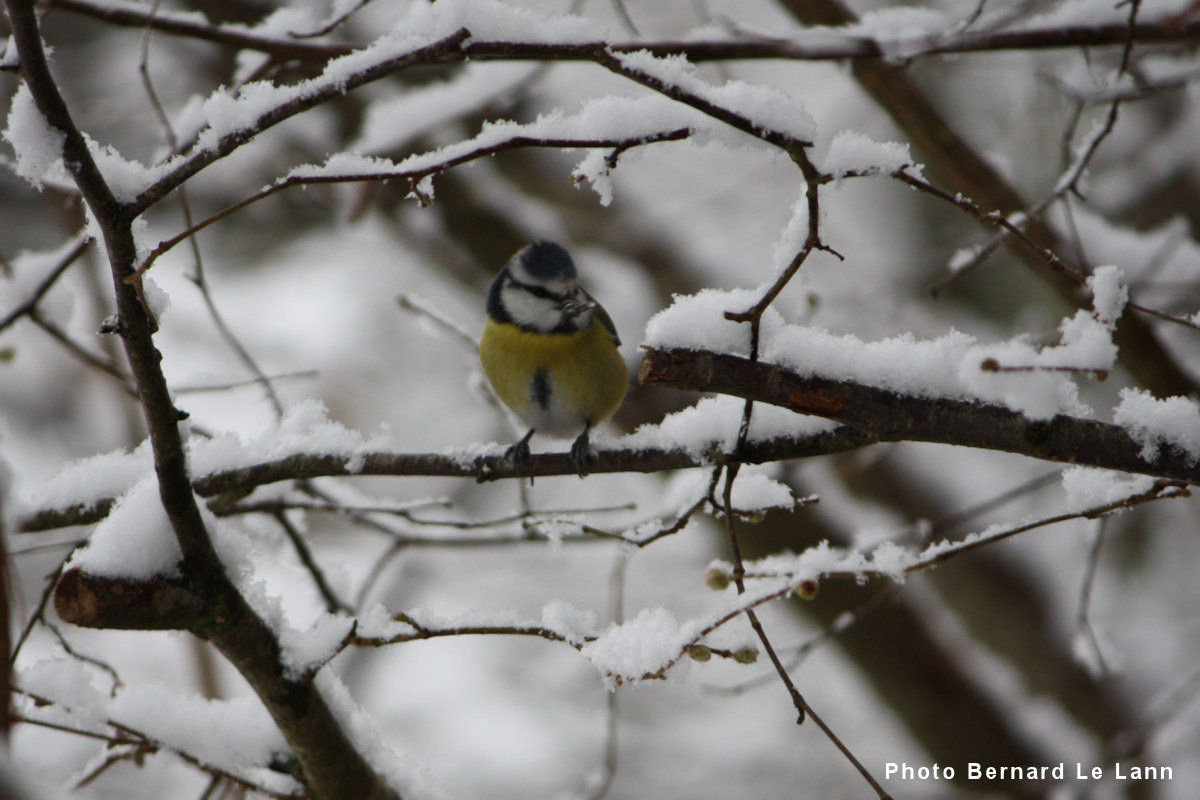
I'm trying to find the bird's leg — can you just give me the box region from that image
[569,424,592,478]
[506,428,535,466]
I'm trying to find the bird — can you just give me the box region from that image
[479,240,628,478]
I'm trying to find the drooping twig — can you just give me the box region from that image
[135,129,690,277]
[273,512,350,614]
[900,170,1200,333]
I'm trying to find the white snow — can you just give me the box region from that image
[643,283,1125,420]
[642,287,770,358]
[733,538,914,584]
[727,470,794,513]
[540,600,600,646]
[618,394,841,460]
[279,612,355,680]
[294,93,702,191]
[581,606,696,686]
[770,188,809,274]
[355,602,420,640]
[110,682,293,784]
[572,148,617,206]
[66,476,183,579]
[1060,466,1156,514]
[316,670,445,800]
[139,274,171,321]
[614,49,817,144]
[1087,265,1127,326]
[1113,389,1200,465]
[820,129,914,181]
[188,0,601,163]
[17,658,111,731]
[3,84,66,190]
[0,234,84,327]
[84,134,173,203]
[187,398,393,478]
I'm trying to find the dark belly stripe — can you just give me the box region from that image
[532,369,552,411]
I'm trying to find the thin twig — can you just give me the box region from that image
[174,370,319,394]
[44,621,123,691]
[581,550,631,800]
[611,0,641,36]
[28,312,137,397]
[719,465,891,798]
[135,128,690,277]
[15,691,303,798]
[726,479,1188,588]
[274,512,349,614]
[137,0,288,417]
[0,233,92,332]
[10,551,77,666]
[396,294,480,352]
[1075,516,1112,675]
[706,583,900,696]
[902,169,1200,331]
[290,0,375,39]
[925,469,1063,539]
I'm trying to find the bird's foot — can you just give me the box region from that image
[505,428,535,467]
[569,427,592,478]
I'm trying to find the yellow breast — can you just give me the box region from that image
[479,316,627,438]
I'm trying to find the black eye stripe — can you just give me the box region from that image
[507,276,567,301]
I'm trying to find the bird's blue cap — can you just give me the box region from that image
[519,240,576,282]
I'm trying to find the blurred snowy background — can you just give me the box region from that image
[3,0,1200,797]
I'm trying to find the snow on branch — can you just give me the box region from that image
[643,299,1200,484]
[349,471,1185,689]
[138,114,693,275]
[16,399,870,535]
[125,28,473,213]
[15,680,300,798]
[638,342,1200,486]
[351,582,790,686]
[721,476,1187,589]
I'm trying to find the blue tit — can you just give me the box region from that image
[479,240,628,477]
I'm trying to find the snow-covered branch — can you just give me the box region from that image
[17,425,871,534]
[137,125,692,275]
[640,346,1200,486]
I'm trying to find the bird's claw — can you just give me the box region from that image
[570,428,591,478]
[505,428,535,467]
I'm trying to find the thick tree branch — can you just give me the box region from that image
[5,0,215,570]
[639,347,1200,485]
[54,568,209,631]
[6,2,401,797]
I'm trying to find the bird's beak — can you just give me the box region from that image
[561,297,596,319]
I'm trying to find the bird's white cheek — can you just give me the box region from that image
[501,285,562,332]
